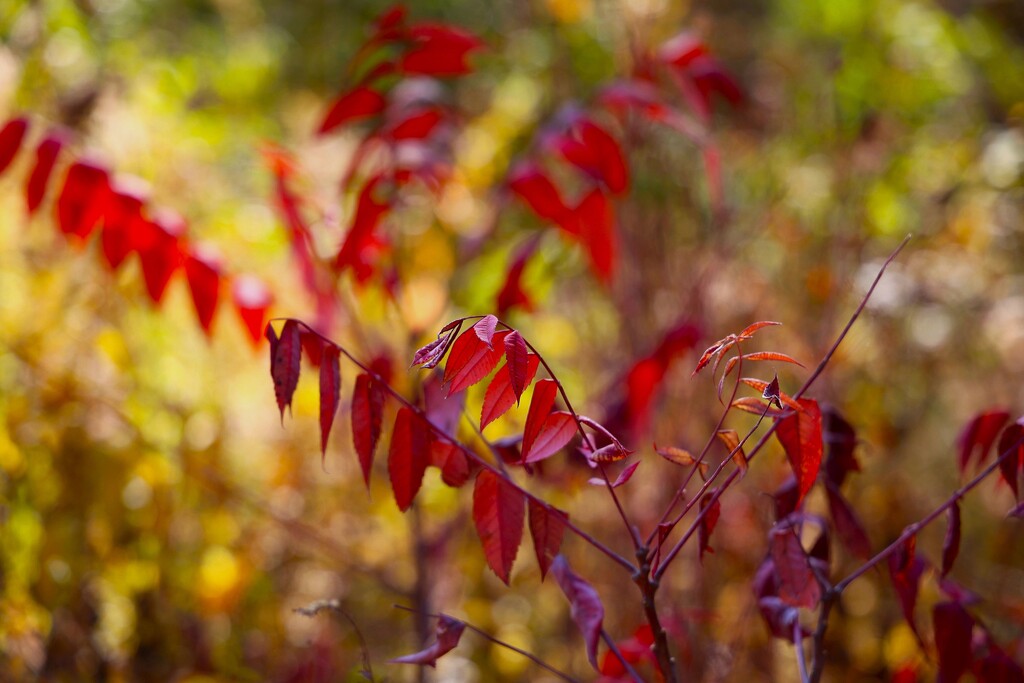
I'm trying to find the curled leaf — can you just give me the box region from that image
[551,555,604,670]
[391,614,466,667]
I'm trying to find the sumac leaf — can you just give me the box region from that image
[184,247,222,334]
[522,379,558,453]
[523,411,576,464]
[775,398,823,505]
[391,614,465,667]
[472,469,525,584]
[318,85,386,135]
[503,331,530,402]
[473,314,499,346]
[334,175,391,272]
[589,461,640,488]
[888,535,925,646]
[496,236,539,316]
[399,24,483,77]
[933,602,973,683]
[271,320,302,421]
[997,418,1024,500]
[101,183,148,270]
[732,396,789,418]
[573,187,616,285]
[508,161,569,224]
[825,483,871,560]
[233,274,273,346]
[412,320,462,369]
[0,116,28,176]
[319,345,341,462]
[941,502,961,578]
[352,373,386,489]
[528,500,567,580]
[738,321,782,339]
[138,209,185,304]
[957,409,1010,474]
[443,327,510,396]
[389,408,430,512]
[823,407,860,488]
[480,354,540,430]
[698,491,721,562]
[56,159,109,239]
[429,440,471,488]
[551,554,604,670]
[26,133,63,215]
[769,524,822,609]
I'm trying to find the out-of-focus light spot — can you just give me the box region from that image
[857,261,911,312]
[46,558,71,584]
[844,579,878,618]
[197,546,241,608]
[122,475,153,510]
[908,306,952,350]
[493,625,532,676]
[436,654,479,683]
[184,411,219,451]
[882,623,919,669]
[545,0,593,24]
[236,203,277,242]
[981,129,1024,189]
[44,28,84,70]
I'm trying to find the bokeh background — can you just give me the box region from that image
[1,0,1023,681]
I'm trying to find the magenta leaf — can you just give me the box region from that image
[933,601,973,683]
[941,502,962,578]
[319,345,341,463]
[551,554,604,670]
[391,614,466,667]
[271,320,302,421]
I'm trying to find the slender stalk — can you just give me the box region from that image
[394,605,582,683]
[601,629,646,683]
[794,620,810,683]
[599,462,643,550]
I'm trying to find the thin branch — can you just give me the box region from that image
[601,629,646,683]
[294,599,375,682]
[794,619,810,683]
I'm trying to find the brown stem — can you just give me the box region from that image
[634,559,677,683]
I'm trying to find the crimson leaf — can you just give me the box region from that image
[472,469,524,584]
[352,373,386,489]
[270,320,301,421]
[391,614,466,667]
[551,554,604,670]
[941,502,962,578]
[480,354,540,430]
[389,407,430,512]
[775,398,823,505]
[319,345,341,463]
[528,500,567,580]
[933,601,973,683]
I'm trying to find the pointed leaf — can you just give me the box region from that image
[184,247,222,334]
[412,320,462,369]
[26,133,63,215]
[480,354,540,430]
[319,345,341,462]
[888,535,925,646]
[472,470,525,584]
[233,275,273,346]
[101,183,148,270]
[318,85,386,135]
[56,160,110,239]
[715,430,748,478]
[429,440,471,488]
[522,378,558,453]
[933,602,973,683]
[655,444,696,466]
[551,555,604,670]
[738,321,782,339]
[496,236,539,316]
[399,24,483,76]
[508,161,569,224]
[941,502,961,578]
[775,398,823,505]
[825,483,871,560]
[731,396,789,418]
[573,187,616,284]
[769,523,822,609]
[589,461,640,488]
[389,408,430,512]
[443,327,510,396]
[528,500,567,580]
[271,320,302,421]
[334,175,391,272]
[391,614,466,667]
[352,373,386,489]
[523,411,576,464]
[997,418,1024,500]
[698,491,721,562]
[138,209,185,305]
[957,409,1010,474]
[503,331,530,401]
[473,314,499,346]
[0,116,28,176]
[823,407,861,488]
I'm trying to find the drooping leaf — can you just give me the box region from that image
[773,476,801,520]
[335,175,391,272]
[319,345,341,463]
[352,373,386,489]
[508,161,570,224]
[888,534,926,646]
[472,469,525,584]
[698,490,721,562]
[55,159,109,239]
[386,107,445,141]
[769,524,822,609]
[232,275,273,346]
[528,500,567,580]
[25,133,63,215]
[429,440,471,488]
[101,182,148,270]
[138,209,185,304]
[523,412,576,464]
[391,614,466,667]
[184,246,222,334]
[933,602,973,683]
[443,326,510,396]
[0,116,28,176]
[997,418,1024,500]
[412,320,462,369]
[503,331,530,402]
[399,23,484,76]
[586,441,632,464]
[738,321,782,339]
[552,118,629,195]
[389,407,430,512]
[825,482,871,560]
[472,314,499,346]
[589,461,640,488]
[941,502,962,578]
[271,320,302,421]
[551,554,604,670]
[957,409,1010,474]
[715,429,748,477]
[731,396,789,418]
[480,354,540,430]
[823,406,861,488]
[522,378,558,454]
[318,85,387,135]
[496,235,540,316]
[573,187,616,284]
[655,443,709,478]
[775,398,823,505]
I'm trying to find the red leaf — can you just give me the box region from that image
[508,161,570,225]
[473,314,499,346]
[523,378,561,455]
[232,275,273,346]
[658,31,709,68]
[271,320,302,421]
[429,440,471,488]
[503,331,529,401]
[318,85,387,135]
[480,354,540,430]
[933,602,973,683]
[334,175,391,272]
[941,502,961,578]
[399,24,484,77]
[573,187,617,284]
[138,209,185,304]
[352,373,386,489]
[391,614,466,667]
[738,320,782,338]
[0,116,28,176]
[551,554,604,670]
[825,483,871,560]
[319,345,341,462]
[974,649,1024,683]
[769,524,822,609]
[496,236,539,316]
[56,159,110,239]
[957,409,1010,474]
[184,246,222,334]
[412,320,462,369]
[528,500,567,580]
[997,418,1024,500]
[823,407,861,488]
[551,118,629,195]
[25,133,64,215]
[386,107,444,141]
[524,413,576,464]
[597,79,708,144]
[589,460,640,488]
[472,469,525,584]
[888,535,925,646]
[775,398,823,505]
[698,491,721,562]
[443,327,510,396]
[389,407,430,512]
[101,183,148,270]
